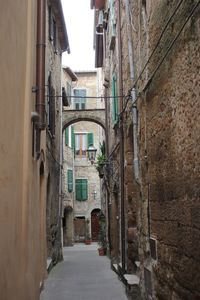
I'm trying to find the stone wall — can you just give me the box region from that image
[138,1,200,298]
[99,0,200,298]
[45,0,63,264]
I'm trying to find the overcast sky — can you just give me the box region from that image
[61,0,95,71]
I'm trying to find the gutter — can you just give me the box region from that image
[117,0,126,273]
[124,0,140,184]
[36,0,46,131]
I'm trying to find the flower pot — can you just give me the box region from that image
[98,247,106,256]
[85,239,92,245]
[94,0,106,9]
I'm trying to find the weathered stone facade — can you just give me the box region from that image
[45,0,69,265]
[62,67,77,246]
[62,71,105,243]
[93,0,200,299]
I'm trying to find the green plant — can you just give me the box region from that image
[98,213,107,249]
[95,141,106,175]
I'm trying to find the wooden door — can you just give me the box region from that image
[91,210,100,241]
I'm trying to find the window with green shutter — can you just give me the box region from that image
[75,179,88,201]
[65,127,69,146]
[71,126,75,149]
[67,170,73,192]
[112,74,118,122]
[87,133,94,148]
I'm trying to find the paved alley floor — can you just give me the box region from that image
[40,243,127,300]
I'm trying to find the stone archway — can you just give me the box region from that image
[62,108,106,131]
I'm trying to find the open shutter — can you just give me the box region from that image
[82,179,88,201]
[112,74,118,122]
[71,126,75,149]
[87,133,94,148]
[65,127,69,146]
[67,170,73,192]
[48,6,53,41]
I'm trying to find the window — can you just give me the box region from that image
[112,74,118,122]
[73,89,86,110]
[75,133,94,157]
[75,133,87,157]
[75,179,88,201]
[47,73,55,136]
[67,170,73,192]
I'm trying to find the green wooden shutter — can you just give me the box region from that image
[65,127,69,146]
[81,179,88,201]
[76,179,82,201]
[75,179,88,201]
[67,170,73,192]
[71,126,75,149]
[112,74,118,122]
[87,133,94,148]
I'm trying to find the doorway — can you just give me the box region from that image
[91,209,101,241]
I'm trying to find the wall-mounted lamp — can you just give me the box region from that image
[93,190,97,200]
[87,145,97,164]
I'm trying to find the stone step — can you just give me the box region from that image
[124,274,140,286]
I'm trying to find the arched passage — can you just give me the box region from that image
[62,109,106,131]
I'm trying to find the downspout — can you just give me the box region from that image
[104,86,112,256]
[117,0,126,272]
[124,0,140,184]
[59,68,64,257]
[36,0,46,156]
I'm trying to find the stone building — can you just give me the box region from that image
[45,0,70,265]
[0,0,68,299]
[92,0,200,299]
[62,67,78,246]
[63,70,105,243]
[0,1,70,298]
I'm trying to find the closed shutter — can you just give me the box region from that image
[75,179,88,201]
[87,133,94,148]
[76,179,82,201]
[67,170,73,192]
[65,127,69,145]
[81,180,88,201]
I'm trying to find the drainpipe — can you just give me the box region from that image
[117,0,126,272]
[124,0,140,184]
[59,72,64,258]
[36,0,46,132]
[104,86,112,256]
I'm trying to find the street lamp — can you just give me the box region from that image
[87,145,97,164]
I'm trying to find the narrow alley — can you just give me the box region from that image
[40,244,127,300]
[1,0,200,299]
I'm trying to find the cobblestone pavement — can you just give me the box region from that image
[40,243,127,300]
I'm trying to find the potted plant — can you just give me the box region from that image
[96,141,106,178]
[85,219,92,245]
[98,213,107,255]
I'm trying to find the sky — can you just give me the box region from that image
[61,0,95,71]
